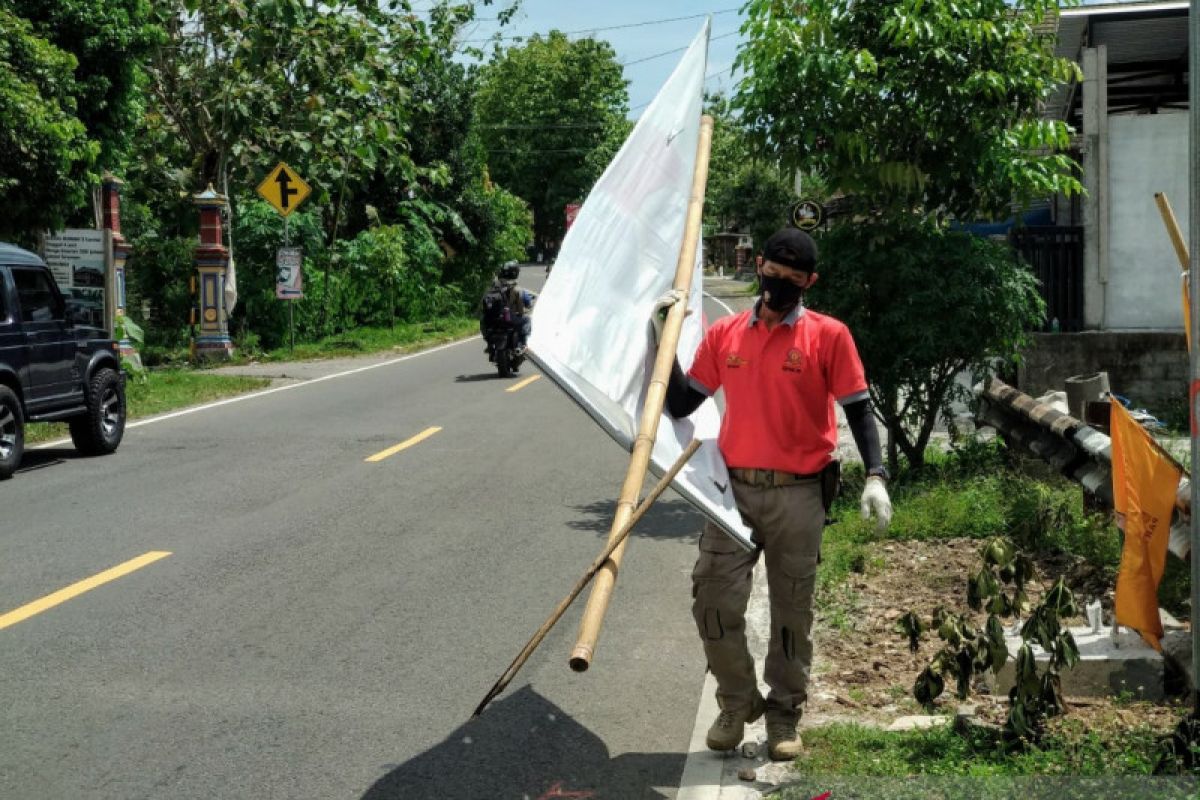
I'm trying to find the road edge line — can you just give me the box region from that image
[677,670,727,800]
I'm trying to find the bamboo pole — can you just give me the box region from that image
[1155,192,1192,352]
[568,115,715,673]
[472,439,701,718]
[1155,192,1190,270]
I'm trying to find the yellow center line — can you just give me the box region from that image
[365,425,442,463]
[0,551,172,631]
[506,374,542,393]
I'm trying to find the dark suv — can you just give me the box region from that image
[0,243,126,479]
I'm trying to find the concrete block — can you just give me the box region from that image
[991,625,1163,701]
[886,715,949,732]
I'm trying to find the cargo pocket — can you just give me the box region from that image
[692,525,742,583]
[776,547,820,603]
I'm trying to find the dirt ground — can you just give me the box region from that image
[802,537,1190,735]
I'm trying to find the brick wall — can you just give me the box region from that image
[1017,331,1187,415]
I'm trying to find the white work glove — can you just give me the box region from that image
[860,476,892,532]
[649,289,688,345]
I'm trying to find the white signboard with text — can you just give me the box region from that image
[41,229,112,330]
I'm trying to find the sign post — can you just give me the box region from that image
[258,161,311,353]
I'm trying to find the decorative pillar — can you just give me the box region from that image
[101,173,141,369]
[191,185,234,360]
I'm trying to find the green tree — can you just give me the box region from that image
[809,220,1045,471]
[736,0,1080,470]
[138,0,511,328]
[703,94,795,250]
[475,31,628,251]
[735,0,1082,221]
[144,1,433,231]
[0,7,96,242]
[12,0,159,170]
[702,93,803,256]
[124,1,530,348]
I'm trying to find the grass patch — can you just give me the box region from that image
[784,719,1171,779]
[818,439,1190,618]
[25,370,270,445]
[236,317,479,363]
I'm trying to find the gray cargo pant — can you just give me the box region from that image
[691,476,824,721]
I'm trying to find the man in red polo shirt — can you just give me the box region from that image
[655,227,891,761]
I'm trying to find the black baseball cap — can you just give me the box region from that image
[762,228,818,272]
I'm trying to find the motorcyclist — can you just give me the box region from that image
[480,261,536,353]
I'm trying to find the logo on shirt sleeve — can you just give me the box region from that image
[726,353,748,368]
[782,348,805,373]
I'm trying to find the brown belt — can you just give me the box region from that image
[729,467,820,488]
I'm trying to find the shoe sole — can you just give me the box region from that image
[767,743,803,761]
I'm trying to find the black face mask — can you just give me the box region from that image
[760,274,804,312]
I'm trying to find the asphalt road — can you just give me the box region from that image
[0,266,746,800]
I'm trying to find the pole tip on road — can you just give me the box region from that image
[569,647,592,673]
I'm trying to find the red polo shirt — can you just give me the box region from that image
[687,305,869,475]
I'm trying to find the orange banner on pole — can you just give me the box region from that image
[1110,398,1182,650]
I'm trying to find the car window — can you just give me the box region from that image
[0,273,7,322]
[13,269,64,323]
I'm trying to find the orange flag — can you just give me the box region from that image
[1110,398,1183,650]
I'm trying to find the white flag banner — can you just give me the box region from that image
[528,20,753,550]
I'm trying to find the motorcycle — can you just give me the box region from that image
[484,322,525,378]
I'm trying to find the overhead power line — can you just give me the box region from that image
[620,31,738,68]
[460,8,740,44]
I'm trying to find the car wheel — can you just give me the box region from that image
[69,367,126,456]
[0,385,24,479]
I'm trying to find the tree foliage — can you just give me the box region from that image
[143,0,446,232]
[118,0,531,349]
[808,220,1044,471]
[736,0,1082,221]
[474,31,628,251]
[0,6,96,242]
[738,0,1076,470]
[11,0,160,169]
[703,93,795,251]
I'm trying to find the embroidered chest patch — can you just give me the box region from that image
[782,348,805,373]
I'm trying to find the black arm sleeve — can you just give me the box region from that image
[666,357,707,418]
[843,398,883,472]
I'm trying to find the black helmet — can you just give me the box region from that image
[499,261,520,281]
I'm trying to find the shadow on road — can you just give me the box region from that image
[455,372,512,383]
[565,497,700,543]
[14,448,74,473]
[362,686,683,800]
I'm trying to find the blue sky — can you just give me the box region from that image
[452,2,747,115]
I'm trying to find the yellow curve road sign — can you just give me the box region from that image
[257,162,311,217]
